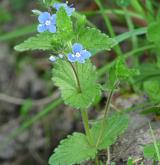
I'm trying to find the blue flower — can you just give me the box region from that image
[37,12,56,33]
[53,3,75,16]
[68,43,91,63]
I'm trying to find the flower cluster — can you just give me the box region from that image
[36,3,92,64]
[37,2,75,33]
[49,43,91,64]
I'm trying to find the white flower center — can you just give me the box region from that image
[45,20,51,26]
[75,52,81,57]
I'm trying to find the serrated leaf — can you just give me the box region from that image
[52,60,101,109]
[15,32,59,52]
[78,27,116,54]
[49,133,97,165]
[116,57,139,80]
[56,7,73,42]
[143,141,160,161]
[91,113,129,150]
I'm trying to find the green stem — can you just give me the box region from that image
[95,156,100,165]
[94,0,122,56]
[149,123,160,161]
[96,82,117,147]
[80,109,94,145]
[68,61,82,93]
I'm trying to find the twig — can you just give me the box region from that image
[0,92,60,106]
[110,104,120,112]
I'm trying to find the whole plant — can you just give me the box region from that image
[14,0,150,164]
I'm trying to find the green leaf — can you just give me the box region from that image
[91,113,129,150]
[74,13,87,35]
[147,21,160,42]
[56,7,73,42]
[127,157,133,165]
[143,141,160,161]
[116,57,139,80]
[52,60,101,109]
[49,133,97,165]
[78,27,116,54]
[143,80,160,102]
[15,32,59,52]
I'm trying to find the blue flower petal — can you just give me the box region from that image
[38,12,50,23]
[81,50,91,60]
[50,14,56,24]
[66,7,75,16]
[37,24,47,33]
[53,3,74,16]
[53,3,66,10]
[72,43,83,54]
[48,25,56,33]
[76,53,85,63]
[68,53,77,62]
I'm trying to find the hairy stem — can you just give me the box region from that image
[96,82,118,147]
[68,61,82,93]
[80,109,94,145]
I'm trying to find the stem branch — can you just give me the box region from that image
[68,61,82,92]
[80,109,94,145]
[96,82,118,147]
